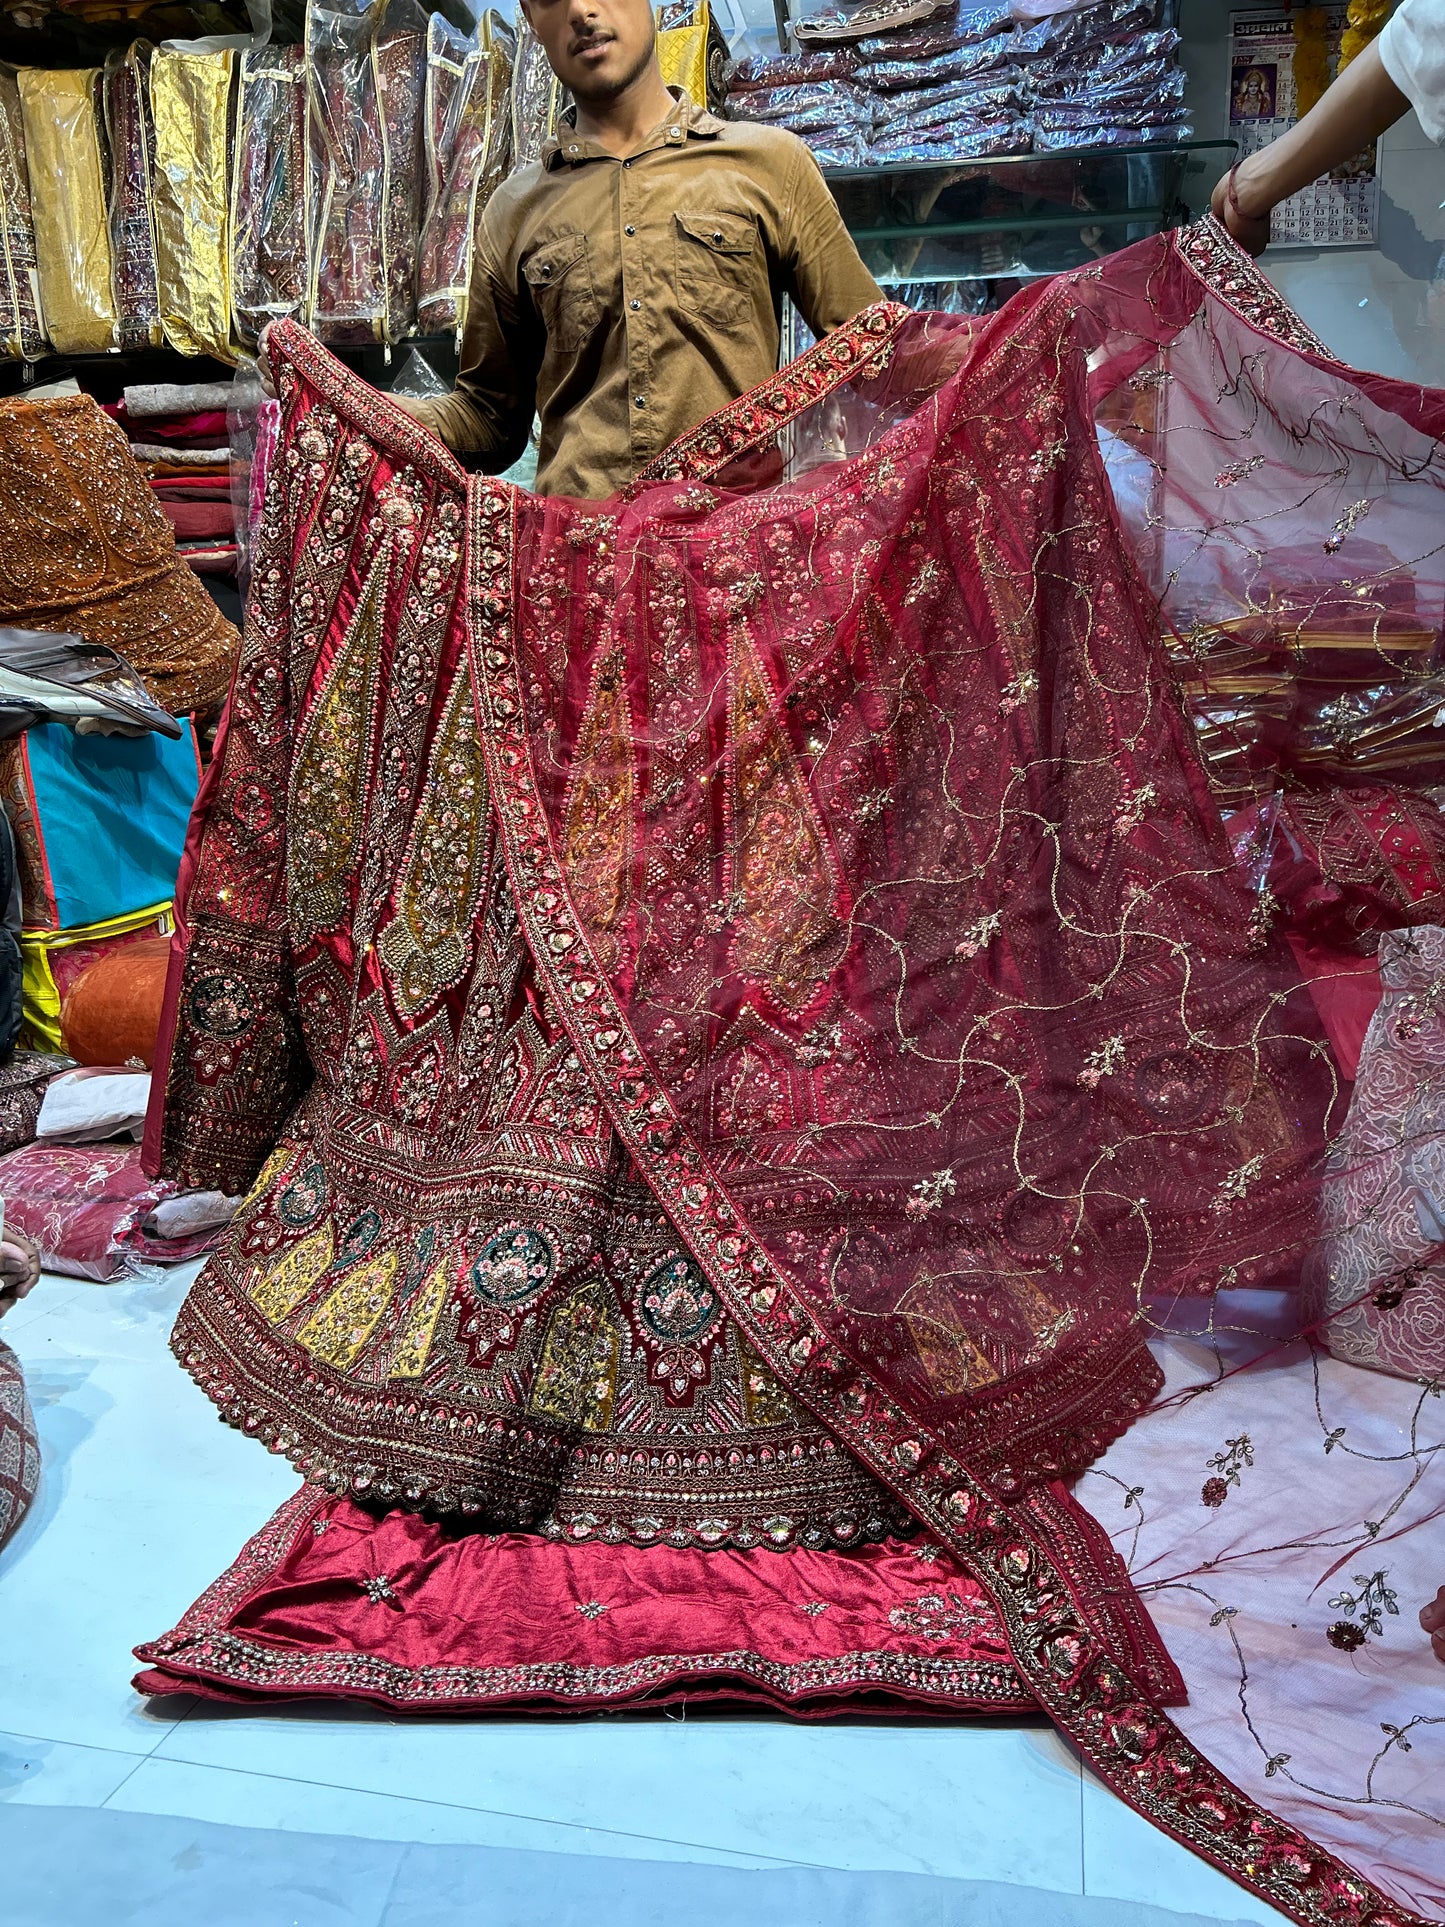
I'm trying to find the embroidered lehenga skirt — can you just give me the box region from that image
[137,226,1445,1925]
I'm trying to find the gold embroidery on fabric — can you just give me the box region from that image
[289,554,387,944]
[529,1277,619,1431]
[560,648,634,974]
[726,622,845,1010]
[738,1332,807,1428]
[387,1258,453,1379]
[905,1281,1001,1394]
[250,1222,336,1323]
[296,1250,402,1369]
[377,665,490,1017]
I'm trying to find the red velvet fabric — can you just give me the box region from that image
[136,1488,1035,1717]
[157,500,237,541]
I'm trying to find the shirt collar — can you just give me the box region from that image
[542,88,725,170]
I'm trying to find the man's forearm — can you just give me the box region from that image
[1232,40,1409,216]
[394,385,530,470]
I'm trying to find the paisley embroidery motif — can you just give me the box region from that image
[726,619,846,1012]
[277,1161,327,1228]
[560,647,635,976]
[386,1256,454,1379]
[377,661,491,1018]
[289,552,388,945]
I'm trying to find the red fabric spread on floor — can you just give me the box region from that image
[135,1488,1034,1717]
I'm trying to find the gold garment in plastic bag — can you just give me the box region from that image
[149,46,235,361]
[17,68,116,355]
[655,4,708,104]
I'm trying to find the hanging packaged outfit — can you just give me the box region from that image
[306,0,427,346]
[0,66,47,360]
[416,12,514,337]
[230,44,310,350]
[148,45,236,362]
[102,43,164,352]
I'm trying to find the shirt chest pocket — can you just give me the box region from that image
[674,211,758,326]
[523,233,599,354]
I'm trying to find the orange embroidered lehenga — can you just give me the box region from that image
[137,225,1445,1925]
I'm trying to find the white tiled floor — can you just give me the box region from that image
[0,1264,1288,1924]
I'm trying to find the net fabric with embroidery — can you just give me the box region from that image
[145,224,1445,1927]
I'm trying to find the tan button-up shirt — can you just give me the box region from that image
[403,90,882,499]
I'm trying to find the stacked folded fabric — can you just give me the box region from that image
[106,380,240,580]
[1017,0,1190,151]
[727,0,1189,165]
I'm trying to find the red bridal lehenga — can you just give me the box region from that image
[135,223,1445,1925]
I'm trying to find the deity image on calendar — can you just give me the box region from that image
[1231,60,1277,121]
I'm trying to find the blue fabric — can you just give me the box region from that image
[21,722,199,928]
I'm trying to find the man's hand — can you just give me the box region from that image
[0,1228,40,1319]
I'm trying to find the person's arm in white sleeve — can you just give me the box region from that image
[1208,17,1429,256]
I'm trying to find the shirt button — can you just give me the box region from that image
[625,224,636,236]
[634,395,646,409]
[629,298,641,311]
[669,126,680,138]
[712,230,723,244]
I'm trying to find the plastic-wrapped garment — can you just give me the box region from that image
[1011,0,1151,55]
[374,18,426,344]
[1031,119,1188,149]
[811,138,869,165]
[149,46,235,362]
[0,1140,215,1280]
[417,17,513,337]
[16,68,116,355]
[423,10,468,204]
[728,79,873,125]
[231,45,309,349]
[726,49,857,89]
[795,0,959,48]
[511,17,562,168]
[306,0,404,345]
[1032,72,1187,125]
[0,68,47,360]
[101,44,162,353]
[864,38,1018,87]
[1033,24,1181,79]
[853,0,1012,59]
[871,75,1024,124]
[58,937,170,1068]
[1029,46,1183,102]
[19,906,174,1052]
[869,116,1030,159]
